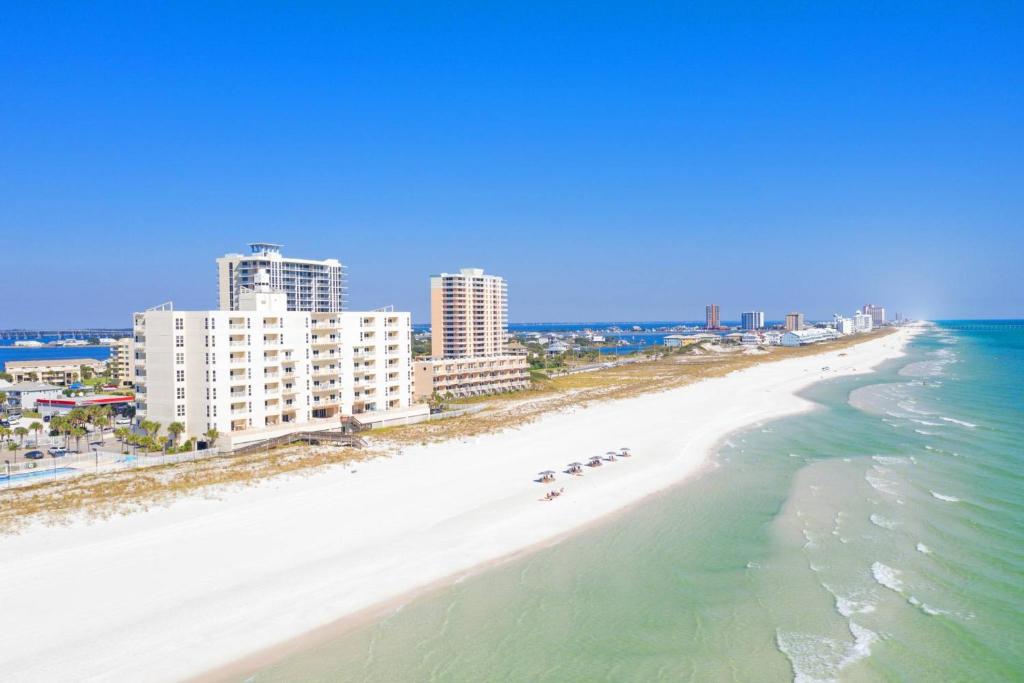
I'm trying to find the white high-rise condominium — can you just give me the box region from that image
[430,268,508,358]
[134,270,422,450]
[740,311,765,330]
[217,243,346,313]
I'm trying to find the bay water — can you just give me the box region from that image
[248,322,1023,682]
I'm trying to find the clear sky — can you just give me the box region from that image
[2,3,1021,327]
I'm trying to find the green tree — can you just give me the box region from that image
[70,426,87,452]
[0,426,11,445]
[114,427,130,453]
[204,428,219,448]
[14,426,29,446]
[167,421,185,446]
[29,421,43,445]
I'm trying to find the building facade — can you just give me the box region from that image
[784,312,805,332]
[134,273,421,449]
[108,337,135,388]
[430,268,508,357]
[863,304,886,327]
[833,314,856,335]
[705,304,720,329]
[414,355,530,400]
[4,359,107,385]
[740,311,765,330]
[217,243,346,313]
[854,311,873,333]
[781,328,840,346]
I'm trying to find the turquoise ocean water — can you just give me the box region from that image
[248,322,1023,682]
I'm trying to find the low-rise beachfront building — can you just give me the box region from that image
[780,328,840,347]
[413,354,530,400]
[1,381,63,411]
[740,332,763,345]
[108,337,135,388]
[13,340,44,348]
[3,358,107,385]
[133,271,424,450]
[36,394,134,418]
[764,331,784,345]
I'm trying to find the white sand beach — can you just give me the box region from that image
[0,328,916,682]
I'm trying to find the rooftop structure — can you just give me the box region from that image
[780,328,840,347]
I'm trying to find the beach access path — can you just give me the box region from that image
[0,327,917,682]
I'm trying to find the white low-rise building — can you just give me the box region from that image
[780,328,841,347]
[133,272,423,450]
[854,311,873,333]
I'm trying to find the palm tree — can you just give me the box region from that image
[49,415,70,447]
[0,390,7,409]
[114,427,130,453]
[29,421,43,446]
[14,426,28,447]
[204,428,219,448]
[167,421,185,446]
[70,426,87,452]
[0,426,11,446]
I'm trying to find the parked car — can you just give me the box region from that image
[115,416,132,425]
[43,415,52,422]
[47,447,67,457]
[24,450,44,460]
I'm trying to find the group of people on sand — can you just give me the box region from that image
[543,488,565,501]
[537,448,634,502]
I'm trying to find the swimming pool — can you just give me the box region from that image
[1,467,78,483]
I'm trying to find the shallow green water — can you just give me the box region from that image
[249,322,1024,682]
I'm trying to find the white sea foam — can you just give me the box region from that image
[914,429,936,436]
[870,514,897,530]
[930,491,960,502]
[871,562,903,592]
[916,542,932,554]
[776,621,878,683]
[823,583,877,618]
[872,456,909,465]
[910,419,943,426]
[865,473,898,496]
[941,417,977,428]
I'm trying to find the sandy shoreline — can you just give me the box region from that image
[0,327,917,682]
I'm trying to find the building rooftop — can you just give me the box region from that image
[3,381,63,392]
[4,358,106,368]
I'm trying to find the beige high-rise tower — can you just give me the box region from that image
[430,268,508,358]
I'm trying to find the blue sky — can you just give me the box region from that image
[2,3,1021,327]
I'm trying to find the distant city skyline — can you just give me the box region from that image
[2,4,1021,327]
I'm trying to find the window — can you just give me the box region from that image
[175,336,184,348]
[176,405,185,417]
[174,318,184,330]
[175,352,184,365]
[176,387,185,399]
[176,370,185,382]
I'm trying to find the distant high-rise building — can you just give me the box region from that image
[217,243,346,313]
[706,304,720,329]
[740,311,765,330]
[431,268,508,358]
[862,304,886,327]
[785,312,805,332]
